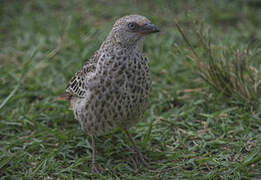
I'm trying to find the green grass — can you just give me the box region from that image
[1,0,261,179]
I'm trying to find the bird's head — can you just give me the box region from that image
[106,15,159,50]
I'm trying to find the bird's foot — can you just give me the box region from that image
[92,163,105,174]
[132,146,150,168]
[125,129,150,168]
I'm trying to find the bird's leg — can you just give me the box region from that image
[125,129,149,168]
[91,136,104,173]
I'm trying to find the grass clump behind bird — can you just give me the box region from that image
[176,22,261,109]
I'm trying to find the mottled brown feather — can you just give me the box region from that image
[65,51,100,98]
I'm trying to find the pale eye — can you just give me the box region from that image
[128,22,137,30]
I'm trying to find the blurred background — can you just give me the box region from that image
[1,0,261,179]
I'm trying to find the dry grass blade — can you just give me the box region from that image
[176,22,261,107]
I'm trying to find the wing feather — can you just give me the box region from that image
[66,51,100,98]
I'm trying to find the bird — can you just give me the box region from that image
[57,14,160,173]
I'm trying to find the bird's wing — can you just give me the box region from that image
[65,51,101,99]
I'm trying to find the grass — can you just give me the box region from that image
[176,21,261,108]
[1,0,261,179]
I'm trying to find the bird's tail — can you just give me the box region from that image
[54,92,71,101]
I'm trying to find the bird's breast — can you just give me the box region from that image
[94,52,152,102]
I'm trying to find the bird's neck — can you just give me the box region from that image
[134,38,144,53]
[100,34,144,54]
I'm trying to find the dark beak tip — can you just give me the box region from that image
[154,26,160,32]
[141,23,160,34]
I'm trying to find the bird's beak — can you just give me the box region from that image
[140,23,160,34]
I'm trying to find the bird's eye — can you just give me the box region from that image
[128,22,137,30]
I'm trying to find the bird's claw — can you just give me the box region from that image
[92,163,105,174]
[134,149,150,168]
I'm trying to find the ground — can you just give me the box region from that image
[1,0,261,179]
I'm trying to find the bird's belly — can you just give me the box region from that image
[72,77,151,136]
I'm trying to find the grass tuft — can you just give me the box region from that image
[176,22,261,108]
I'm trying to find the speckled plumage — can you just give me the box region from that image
[61,15,159,172]
[66,15,157,136]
